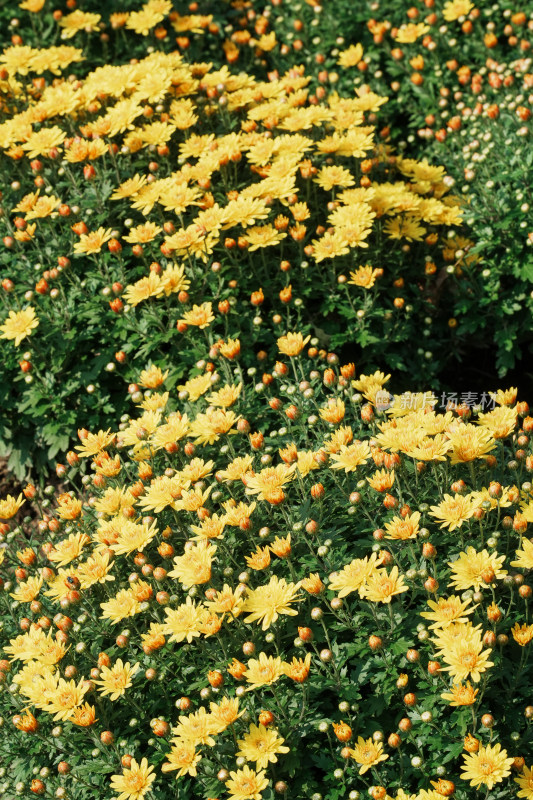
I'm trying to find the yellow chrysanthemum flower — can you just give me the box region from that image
[0,307,39,346]
[348,736,389,774]
[461,743,514,789]
[110,757,155,800]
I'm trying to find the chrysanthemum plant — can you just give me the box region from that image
[1,342,533,800]
[237,0,533,376]
[0,0,465,477]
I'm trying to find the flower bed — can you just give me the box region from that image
[1,348,532,799]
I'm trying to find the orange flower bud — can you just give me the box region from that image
[332,721,352,742]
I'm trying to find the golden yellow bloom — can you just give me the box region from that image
[0,307,39,347]
[301,573,325,594]
[15,222,36,242]
[441,682,479,706]
[367,469,395,492]
[75,429,115,458]
[178,373,213,402]
[179,302,215,329]
[218,338,241,360]
[448,547,507,591]
[70,703,97,727]
[189,409,239,446]
[320,398,345,424]
[140,622,166,653]
[329,441,371,472]
[348,736,389,775]
[190,513,227,542]
[429,493,481,530]
[490,387,517,406]
[111,174,147,201]
[43,570,76,605]
[10,575,43,604]
[393,22,430,43]
[123,222,162,244]
[515,765,533,799]
[222,499,256,526]
[283,652,311,682]
[123,272,163,306]
[348,265,379,288]
[208,383,242,408]
[337,43,364,68]
[440,628,494,683]
[511,538,533,570]
[172,707,218,747]
[56,493,83,521]
[245,224,286,251]
[73,227,113,255]
[477,406,517,439]
[243,575,301,630]
[461,743,514,790]
[225,766,269,800]
[353,370,391,395]
[245,464,294,504]
[180,458,214,483]
[168,542,216,588]
[210,697,244,731]
[0,493,25,519]
[384,512,420,540]
[329,553,382,598]
[160,263,190,296]
[139,365,168,388]
[110,757,155,800]
[205,584,245,619]
[59,10,101,39]
[93,485,136,516]
[245,545,271,571]
[311,230,351,262]
[21,125,66,157]
[190,615,217,641]
[407,434,451,461]
[161,741,201,777]
[25,195,61,220]
[126,0,171,35]
[46,677,88,721]
[94,659,140,701]
[100,589,141,624]
[48,532,90,567]
[163,598,205,643]
[19,0,45,11]
[77,550,114,590]
[237,724,289,770]
[93,453,121,477]
[296,449,320,477]
[443,0,474,22]
[512,623,533,646]
[315,165,355,192]
[270,534,292,558]
[112,518,158,556]
[245,652,284,689]
[139,392,169,413]
[420,595,474,629]
[361,566,409,604]
[16,547,36,566]
[176,485,212,512]
[322,427,352,456]
[277,331,311,356]
[257,31,277,51]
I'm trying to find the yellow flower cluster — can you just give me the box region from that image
[2,343,532,799]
